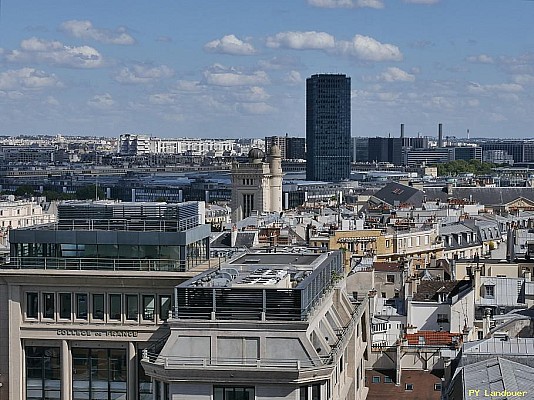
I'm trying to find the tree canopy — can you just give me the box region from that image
[434,159,494,176]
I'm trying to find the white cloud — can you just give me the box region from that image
[266,31,401,62]
[114,64,174,84]
[87,93,116,109]
[232,86,270,102]
[466,54,494,64]
[468,82,523,94]
[7,37,104,69]
[149,93,176,105]
[377,67,415,82]
[307,0,384,9]
[60,20,135,45]
[284,70,303,85]
[239,102,276,115]
[204,68,270,87]
[204,34,256,55]
[513,74,534,85]
[44,96,60,106]
[336,35,402,61]
[266,31,335,50]
[0,67,61,91]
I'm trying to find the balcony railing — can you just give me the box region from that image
[142,353,324,370]
[3,256,186,272]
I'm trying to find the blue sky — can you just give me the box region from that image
[0,0,533,139]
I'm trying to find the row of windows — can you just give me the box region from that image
[26,292,171,323]
[370,376,441,391]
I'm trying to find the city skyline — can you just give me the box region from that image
[0,1,533,139]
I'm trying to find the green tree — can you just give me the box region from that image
[76,185,105,200]
[14,185,36,197]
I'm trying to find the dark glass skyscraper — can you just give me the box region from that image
[306,74,351,182]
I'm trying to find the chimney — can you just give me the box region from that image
[438,123,443,148]
[231,224,238,248]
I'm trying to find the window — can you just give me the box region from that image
[59,293,72,319]
[384,376,393,383]
[43,293,55,319]
[372,376,381,383]
[109,294,122,320]
[386,274,395,283]
[300,386,308,400]
[385,239,390,248]
[214,387,255,400]
[27,292,39,319]
[76,293,87,320]
[381,292,386,298]
[437,313,449,323]
[405,383,414,391]
[126,295,139,321]
[159,295,171,321]
[93,294,104,320]
[143,295,155,321]
[434,383,442,391]
[485,285,495,298]
[26,346,61,400]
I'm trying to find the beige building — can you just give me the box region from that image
[231,146,282,223]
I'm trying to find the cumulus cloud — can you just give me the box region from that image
[6,37,104,69]
[377,67,415,82]
[285,70,303,85]
[204,67,270,87]
[0,67,61,91]
[238,102,276,115]
[87,93,116,109]
[204,34,256,55]
[266,31,336,50]
[513,74,534,85]
[336,35,402,61]
[114,64,174,84]
[307,0,384,9]
[149,93,177,105]
[231,86,270,102]
[266,31,401,61]
[466,54,494,64]
[468,82,523,94]
[60,20,135,45]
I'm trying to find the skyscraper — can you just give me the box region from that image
[306,74,351,182]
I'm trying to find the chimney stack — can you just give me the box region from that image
[438,123,443,148]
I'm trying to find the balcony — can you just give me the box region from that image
[3,256,186,272]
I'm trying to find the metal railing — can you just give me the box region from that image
[4,256,185,272]
[142,352,324,370]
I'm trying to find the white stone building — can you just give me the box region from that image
[231,146,283,223]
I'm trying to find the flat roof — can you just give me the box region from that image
[230,253,320,266]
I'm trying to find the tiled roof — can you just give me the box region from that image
[405,331,462,346]
[373,261,402,272]
[412,280,470,301]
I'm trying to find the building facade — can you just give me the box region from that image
[306,74,351,182]
[231,146,283,223]
[142,251,370,400]
[0,200,212,400]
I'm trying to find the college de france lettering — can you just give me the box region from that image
[56,329,139,337]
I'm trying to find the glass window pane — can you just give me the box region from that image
[126,295,138,321]
[159,295,170,321]
[27,292,38,318]
[109,294,122,320]
[93,294,104,320]
[59,293,72,319]
[143,295,155,321]
[76,294,87,320]
[43,293,55,319]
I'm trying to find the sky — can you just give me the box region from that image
[0,0,533,139]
